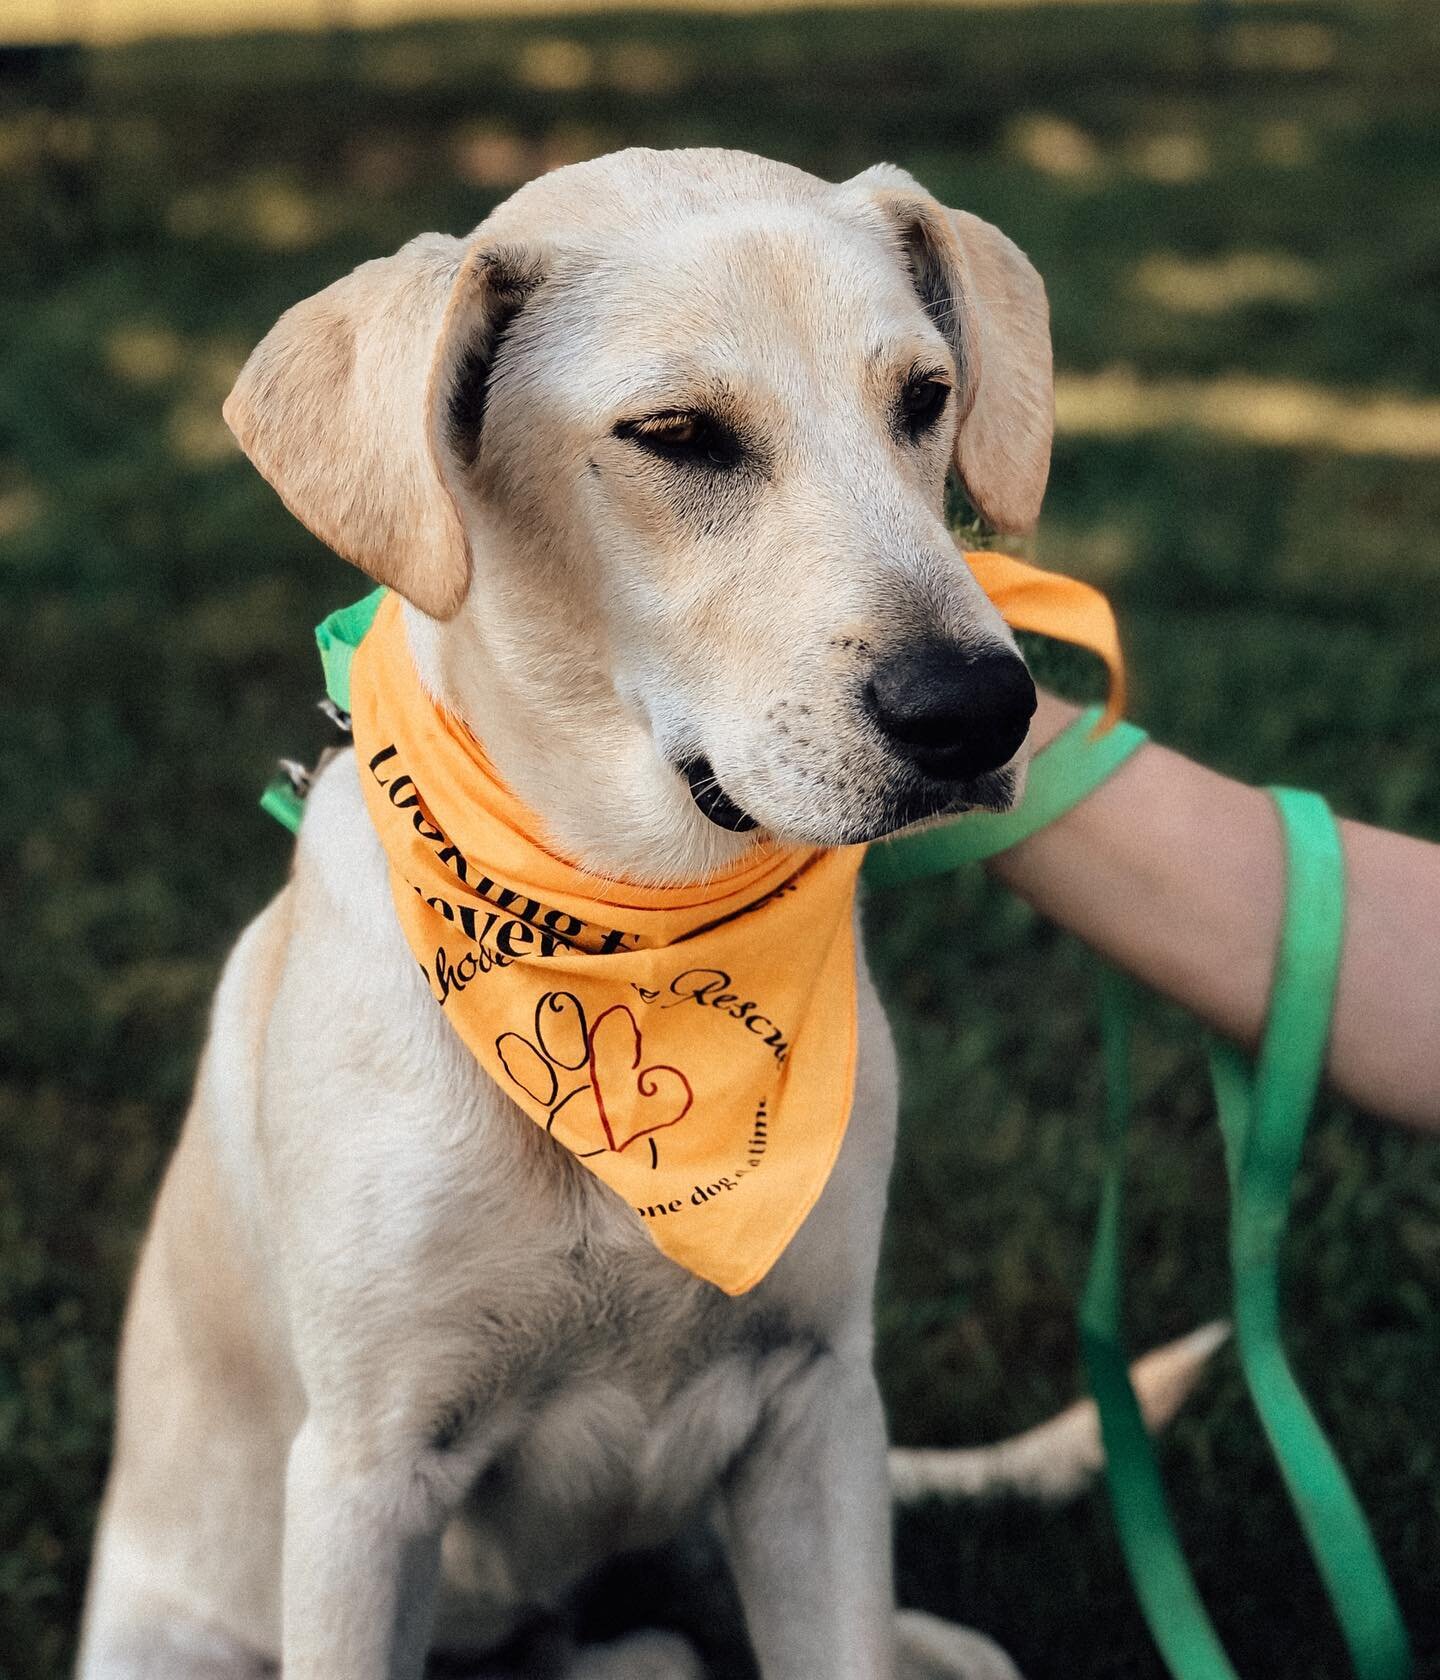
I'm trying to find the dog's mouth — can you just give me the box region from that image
[880,765,1020,834]
[680,756,759,833]
[679,757,1019,843]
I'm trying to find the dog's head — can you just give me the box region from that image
[226,148,1052,879]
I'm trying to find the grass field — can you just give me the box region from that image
[2,3,1439,1676]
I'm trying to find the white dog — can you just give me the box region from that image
[78,148,1214,1680]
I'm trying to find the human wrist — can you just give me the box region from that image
[982,695,1142,884]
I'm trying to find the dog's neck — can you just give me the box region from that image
[402,587,760,889]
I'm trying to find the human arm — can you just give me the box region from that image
[987,692,1440,1131]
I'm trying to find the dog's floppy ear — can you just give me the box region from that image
[224,233,539,620]
[852,166,1054,534]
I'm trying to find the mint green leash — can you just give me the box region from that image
[1079,790,1407,1680]
[265,603,1410,1676]
[865,717,1412,1680]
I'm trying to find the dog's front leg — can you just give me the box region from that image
[281,1416,459,1680]
[720,1349,897,1680]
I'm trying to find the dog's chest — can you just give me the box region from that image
[431,1262,801,1632]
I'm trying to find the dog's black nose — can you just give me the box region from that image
[867,639,1036,780]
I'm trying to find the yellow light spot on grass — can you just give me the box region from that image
[518,37,593,91]
[1255,120,1313,169]
[1056,369,1440,458]
[1129,132,1210,184]
[1132,251,1321,315]
[1007,114,1102,180]
[244,179,326,249]
[106,324,185,385]
[166,178,331,249]
[452,123,531,189]
[0,485,43,541]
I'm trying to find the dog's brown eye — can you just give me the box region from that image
[899,376,951,439]
[644,416,700,447]
[615,411,742,469]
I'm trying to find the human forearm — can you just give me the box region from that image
[989,695,1440,1130]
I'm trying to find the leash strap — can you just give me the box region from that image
[1083,790,1412,1680]
[1083,963,1242,1677]
[861,706,1148,888]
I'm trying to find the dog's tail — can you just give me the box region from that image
[888,1320,1228,1504]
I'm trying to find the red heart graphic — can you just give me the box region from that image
[586,1005,693,1153]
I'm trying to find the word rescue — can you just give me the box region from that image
[635,967,790,1063]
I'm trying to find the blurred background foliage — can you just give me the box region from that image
[2,1,1439,1676]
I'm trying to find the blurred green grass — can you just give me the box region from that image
[2,4,1439,1676]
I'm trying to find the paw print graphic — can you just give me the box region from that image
[496,991,693,1168]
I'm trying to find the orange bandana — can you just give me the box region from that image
[348,554,1122,1295]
